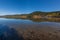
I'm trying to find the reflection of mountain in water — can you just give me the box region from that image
[5,17,60,22]
[0,25,23,40]
[19,18,60,22]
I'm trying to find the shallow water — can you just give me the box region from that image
[0,18,60,40]
[0,18,60,28]
[0,18,60,32]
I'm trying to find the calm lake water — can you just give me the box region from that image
[0,18,60,30]
[0,18,60,40]
[0,18,60,28]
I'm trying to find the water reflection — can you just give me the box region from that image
[0,18,60,22]
[20,18,60,22]
[0,18,60,40]
[0,24,24,40]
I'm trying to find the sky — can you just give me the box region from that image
[0,0,60,15]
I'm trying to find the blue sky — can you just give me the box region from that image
[0,0,60,15]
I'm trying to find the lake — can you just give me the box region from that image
[0,18,60,40]
[0,18,60,29]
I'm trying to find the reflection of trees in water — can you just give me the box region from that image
[29,18,60,22]
[29,18,47,22]
[6,18,60,22]
[47,18,60,22]
[0,25,24,40]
